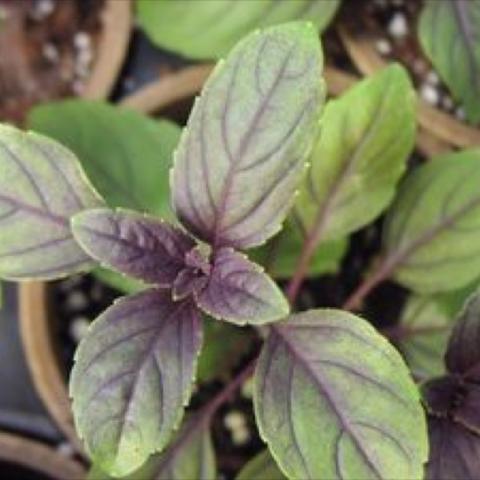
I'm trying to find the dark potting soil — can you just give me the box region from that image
[0,0,105,125]
[341,0,465,119]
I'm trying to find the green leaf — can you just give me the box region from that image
[28,100,181,219]
[70,289,202,476]
[418,0,480,124]
[254,309,428,479]
[28,100,181,291]
[197,317,253,383]
[171,22,325,250]
[0,124,104,280]
[137,0,340,59]
[395,296,453,381]
[383,149,480,294]
[295,64,415,245]
[250,220,347,279]
[94,267,145,295]
[236,450,286,480]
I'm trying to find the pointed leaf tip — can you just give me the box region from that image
[171,22,325,250]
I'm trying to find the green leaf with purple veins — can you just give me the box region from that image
[195,248,289,325]
[0,124,104,280]
[254,310,428,479]
[383,149,480,294]
[418,0,480,124]
[171,22,325,250]
[295,64,415,243]
[70,289,203,477]
[72,208,195,287]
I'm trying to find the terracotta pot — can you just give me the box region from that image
[18,0,132,455]
[338,24,480,155]
[0,432,85,479]
[83,0,132,100]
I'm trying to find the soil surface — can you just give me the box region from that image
[0,0,104,125]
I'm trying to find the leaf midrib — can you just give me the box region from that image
[272,325,383,479]
[213,41,297,247]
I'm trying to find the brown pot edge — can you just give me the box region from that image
[0,431,86,480]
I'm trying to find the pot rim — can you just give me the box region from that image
[338,24,480,151]
[83,0,132,100]
[0,431,85,480]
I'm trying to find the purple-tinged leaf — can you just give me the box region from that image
[422,376,460,417]
[172,268,208,302]
[254,309,428,479]
[171,22,324,250]
[0,124,104,280]
[445,288,480,378]
[426,416,480,480]
[71,208,195,287]
[70,289,202,476]
[195,248,289,325]
[454,384,480,434]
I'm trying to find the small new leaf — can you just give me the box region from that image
[295,64,415,243]
[171,22,325,250]
[196,248,289,326]
[0,124,104,280]
[72,208,195,287]
[70,289,202,476]
[419,0,480,124]
[137,0,340,59]
[254,309,428,479]
[384,150,480,294]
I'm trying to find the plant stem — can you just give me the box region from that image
[205,358,257,419]
[342,255,398,311]
[286,226,323,304]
